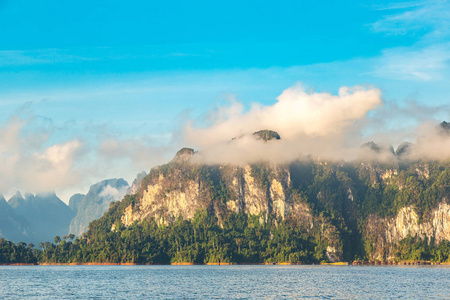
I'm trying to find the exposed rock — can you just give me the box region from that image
[415,164,430,179]
[365,201,450,260]
[326,246,342,263]
[120,156,344,261]
[123,163,292,226]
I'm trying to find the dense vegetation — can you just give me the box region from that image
[35,209,325,264]
[394,235,450,262]
[0,238,37,264]
[3,215,450,265]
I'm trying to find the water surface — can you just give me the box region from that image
[0,265,449,299]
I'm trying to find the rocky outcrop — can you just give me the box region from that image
[253,130,281,141]
[122,162,292,226]
[365,201,450,260]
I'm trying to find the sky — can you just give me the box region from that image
[0,0,449,202]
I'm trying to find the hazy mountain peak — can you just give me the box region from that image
[69,178,130,236]
[24,192,34,202]
[128,171,147,195]
[33,192,66,208]
[8,192,25,208]
[35,191,57,198]
[68,193,85,212]
[88,178,129,195]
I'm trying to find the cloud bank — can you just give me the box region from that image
[184,84,450,164]
[185,85,382,164]
[185,85,381,143]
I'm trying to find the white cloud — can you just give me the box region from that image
[372,43,450,81]
[99,184,129,201]
[185,84,381,143]
[371,0,450,39]
[0,115,82,193]
[185,84,383,163]
[368,1,450,82]
[0,109,173,202]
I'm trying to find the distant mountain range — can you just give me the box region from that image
[0,172,146,243]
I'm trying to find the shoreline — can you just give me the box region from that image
[1,261,449,266]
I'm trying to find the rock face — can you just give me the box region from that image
[69,178,129,236]
[365,201,450,260]
[121,155,343,261]
[116,145,450,262]
[123,162,293,226]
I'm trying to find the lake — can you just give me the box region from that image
[0,265,449,299]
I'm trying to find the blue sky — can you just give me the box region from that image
[0,0,449,201]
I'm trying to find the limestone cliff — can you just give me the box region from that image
[120,150,344,261]
[365,201,450,260]
[107,140,450,263]
[122,162,294,226]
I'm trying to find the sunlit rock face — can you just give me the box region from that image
[121,162,294,226]
[114,127,450,262]
[365,202,450,261]
[119,142,344,261]
[121,134,296,227]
